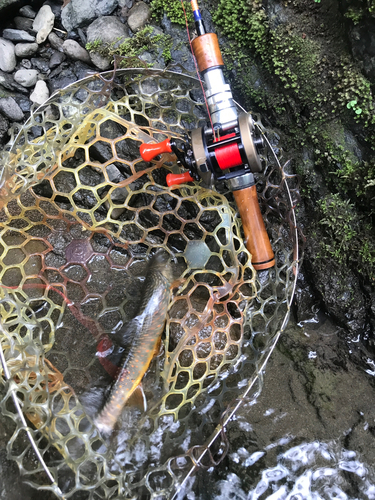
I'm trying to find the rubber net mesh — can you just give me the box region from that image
[0,69,302,499]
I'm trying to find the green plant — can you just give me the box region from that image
[150,0,193,25]
[316,194,375,278]
[85,26,174,67]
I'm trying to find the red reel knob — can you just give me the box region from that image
[166,172,194,186]
[140,139,172,162]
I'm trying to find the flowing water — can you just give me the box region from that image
[191,313,375,499]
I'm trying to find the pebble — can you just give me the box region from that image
[15,42,38,58]
[48,32,64,52]
[0,38,16,72]
[33,5,55,44]
[0,97,24,121]
[19,5,37,19]
[0,70,28,93]
[30,80,50,106]
[127,2,150,32]
[49,51,66,69]
[86,16,129,70]
[14,69,39,87]
[14,17,34,31]
[62,39,91,65]
[3,28,35,43]
[31,57,50,73]
[20,59,32,69]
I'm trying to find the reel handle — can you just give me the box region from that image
[233,185,275,270]
[140,139,172,162]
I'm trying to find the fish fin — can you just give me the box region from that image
[154,335,163,356]
[127,384,147,412]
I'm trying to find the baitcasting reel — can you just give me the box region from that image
[140,2,275,270]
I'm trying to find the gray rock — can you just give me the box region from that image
[49,50,66,69]
[62,39,91,64]
[127,2,150,32]
[14,68,39,87]
[61,0,119,31]
[20,58,32,69]
[30,79,49,106]
[0,97,24,121]
[0,38,16,72]
[86,16,129,70]
[3,29,35,43]
[0,70,28,93]
[14,16,34,31]
[33,5,55,44]
[48,32,64,51]
[15,42,38,57]
[88,52,111,71]
[31,57,50,73]
[19,5,37,18]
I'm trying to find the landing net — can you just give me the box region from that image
[0,68,302,499]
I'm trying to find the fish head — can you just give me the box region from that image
[148,250,174,283]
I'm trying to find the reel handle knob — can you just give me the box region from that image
[140,139,173,162]
[233,185,275,270]
[166,172,194,186]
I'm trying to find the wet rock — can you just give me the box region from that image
[127,2,150,32]
[49,50,66,69]
[13,16,34,31]
[0,113,9,144]
[48,31,64,51]
[14,42,38,57]
[3,28,35,43]
[30,57,50,73]
[33,5,55,44]
[30,79,49,106]
[0,38,16,72]
[61,0,119,31]
[62,39,91,64]
[0,97,24,121]
[49,66,78,92]
[0,70,28,93]
[19,5,36,17]
[15,94,31,113]
[14,68,38,87]
[347,17,375,83]
[86,16,129,70]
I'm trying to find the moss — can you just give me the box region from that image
[315,193,375,279]
[85,26,174,67]
[150,0,193,25]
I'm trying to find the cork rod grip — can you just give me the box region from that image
[233,186,275,270]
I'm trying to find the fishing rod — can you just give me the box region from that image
[140,0,275,270]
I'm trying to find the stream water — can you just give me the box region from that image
[191,311,375,499]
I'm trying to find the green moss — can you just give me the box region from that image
[316,194,375,279]
[85,26,174,67]
[150,0,193,25]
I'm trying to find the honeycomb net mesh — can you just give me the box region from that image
[0,68,302,499]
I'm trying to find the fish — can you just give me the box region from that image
[94,250,173,434]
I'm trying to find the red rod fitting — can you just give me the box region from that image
[166,172,194,186]
[140,139,172,162]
